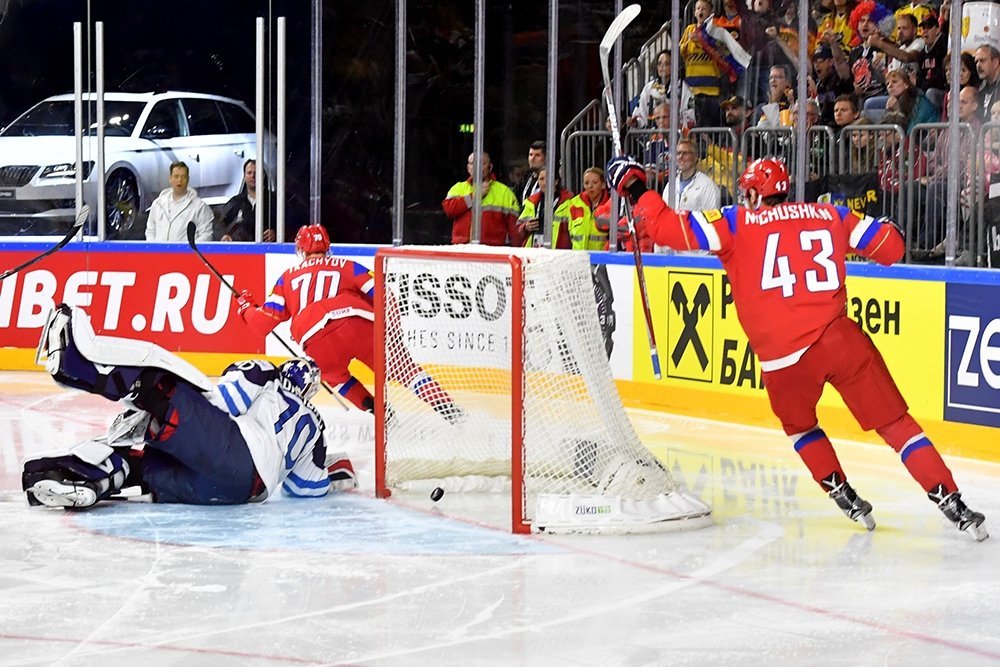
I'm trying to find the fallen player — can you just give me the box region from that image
[22,304,357,509]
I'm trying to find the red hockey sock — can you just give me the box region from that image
[876,413,956,494]
[898,436,957,494]
[791,427,845,489]
[338,377,374,412]
[413,373,453,408]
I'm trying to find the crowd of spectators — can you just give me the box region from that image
[435,0,1000,266]
[77,0,991,260]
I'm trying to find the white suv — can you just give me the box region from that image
[0,91,264,238]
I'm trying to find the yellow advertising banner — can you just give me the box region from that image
[632,266,946,424]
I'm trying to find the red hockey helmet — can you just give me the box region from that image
[739,158,790,200]
[295,224,330,256]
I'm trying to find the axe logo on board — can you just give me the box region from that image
[666,271,713,382]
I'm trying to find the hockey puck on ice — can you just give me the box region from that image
[430,487,445,502]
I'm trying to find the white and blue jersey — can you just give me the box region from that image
[210,360,329,500]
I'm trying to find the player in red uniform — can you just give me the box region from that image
[606,155,988,540]
[236,224,462,423]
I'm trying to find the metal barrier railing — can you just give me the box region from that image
[688,127,739,206]
[977,121,1000,267]
[837,123,905,226]
[563,129,614,194]
[559,120,990,266]
[907,122,976,264]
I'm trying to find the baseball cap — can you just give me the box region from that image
[814,45,833,60]
[720,95,747,109]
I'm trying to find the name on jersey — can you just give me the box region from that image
[744,204,833,227]
[301,256,350,269]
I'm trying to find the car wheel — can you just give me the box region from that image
[105,170,139,239]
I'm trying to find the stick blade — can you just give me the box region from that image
[599,4,641,53]
[186,220,197,247]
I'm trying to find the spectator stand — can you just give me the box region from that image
[907,122,979,265]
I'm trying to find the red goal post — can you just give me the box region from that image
[373,245,710,534]
[374,245,528,531]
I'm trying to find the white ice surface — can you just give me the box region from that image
[1,370,998,666]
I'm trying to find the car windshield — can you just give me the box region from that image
[1,100,145,138]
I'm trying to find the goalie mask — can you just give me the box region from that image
[279,358,321,401]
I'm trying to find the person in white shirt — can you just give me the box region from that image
[657,138,720,253]
[144,161,215,242]
[664,138,720,212]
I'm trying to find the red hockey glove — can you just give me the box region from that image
[235,289,257,319]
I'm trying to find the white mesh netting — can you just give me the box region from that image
[378,245,710,533]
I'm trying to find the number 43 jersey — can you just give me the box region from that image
[249,256,375,346]
[632,191,905,368]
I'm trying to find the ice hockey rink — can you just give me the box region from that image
[1,369,998,667]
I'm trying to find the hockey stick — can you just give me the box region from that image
[599,4,662,379]
[0,205,89,282]
[185,221,350,408]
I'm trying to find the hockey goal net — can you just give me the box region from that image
[374,245,710,534]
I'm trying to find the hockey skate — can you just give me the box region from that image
[822,473,875,531]
[432,400,466,426]
[929,485,989,541]
[25,475,99,509]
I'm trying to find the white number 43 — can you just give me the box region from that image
[760,229,839,297]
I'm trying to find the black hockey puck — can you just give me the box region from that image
[430,487,445,502]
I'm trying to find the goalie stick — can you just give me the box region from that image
[599,4,662,380]
[185,221,349,409]
[0,205,89,282]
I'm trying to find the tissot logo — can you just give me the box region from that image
[387,271,510,321]
[667,272,713,382]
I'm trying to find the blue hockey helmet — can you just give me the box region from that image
[279,358,321,401]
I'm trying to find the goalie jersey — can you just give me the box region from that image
[208,360,329,499]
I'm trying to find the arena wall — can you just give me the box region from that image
[1,240,997,462]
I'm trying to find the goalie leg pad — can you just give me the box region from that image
[38,304,145,400]
[22,440,130,509]
[37,304,213,396]
[326,452,359,492]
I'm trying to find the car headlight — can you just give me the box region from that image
[39,161,94,180]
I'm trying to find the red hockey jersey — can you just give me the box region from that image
[243,256,375,345]
[632,191,904,367]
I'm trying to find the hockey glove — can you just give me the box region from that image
[235,289,257,319]
[876,216,905,240]
[606,156,648,200]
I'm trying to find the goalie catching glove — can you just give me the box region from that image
[605,156,648,202]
